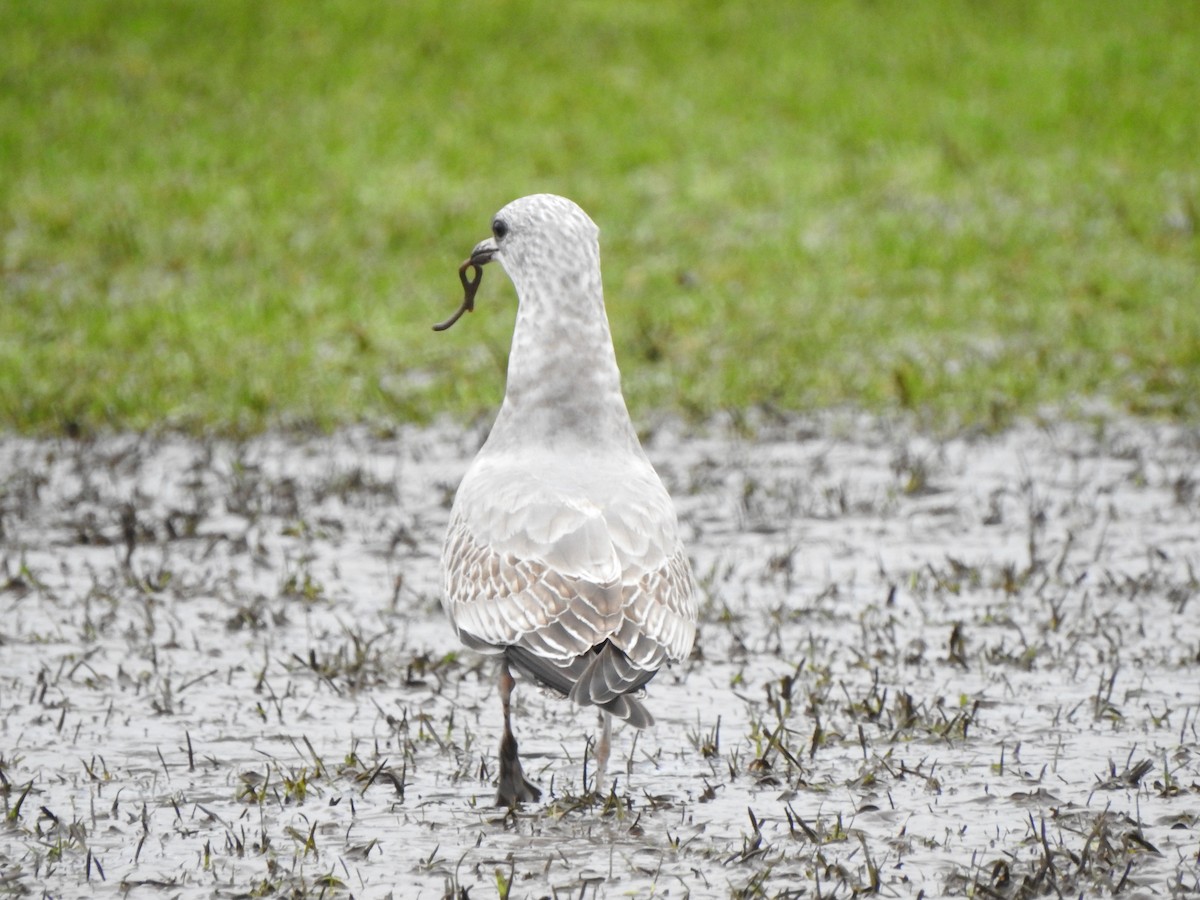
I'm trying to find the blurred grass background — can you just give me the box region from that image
[2,0,1197,435]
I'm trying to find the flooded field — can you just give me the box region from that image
[1,414,1198,898]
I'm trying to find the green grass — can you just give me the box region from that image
[2,0,1197,434]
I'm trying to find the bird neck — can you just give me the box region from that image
[487,268,640,453]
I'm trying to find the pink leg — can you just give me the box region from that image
[594,711,612,795]
[496,659,541,807]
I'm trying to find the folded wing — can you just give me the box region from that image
[441,459,696,724]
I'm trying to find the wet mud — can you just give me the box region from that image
[1,413,1198,898]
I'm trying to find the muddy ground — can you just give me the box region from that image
[1,413,1198,899]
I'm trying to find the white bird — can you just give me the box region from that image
[435,194,697,807]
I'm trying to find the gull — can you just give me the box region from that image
[434,194,697,807]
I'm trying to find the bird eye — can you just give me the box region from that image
[492,218,509,240]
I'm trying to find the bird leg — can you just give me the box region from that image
[495,658,541,807]
[593,710,612,796]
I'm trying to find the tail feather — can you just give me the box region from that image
[505,641,658,728]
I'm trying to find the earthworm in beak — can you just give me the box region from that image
[432,259,483,332]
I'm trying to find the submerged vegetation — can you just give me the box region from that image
[1,415,1197,896]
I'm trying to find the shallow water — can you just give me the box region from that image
[1,414,1197,898]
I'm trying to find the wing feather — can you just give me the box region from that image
[440,451,697,724]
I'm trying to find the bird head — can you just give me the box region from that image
[434,194,599,332]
